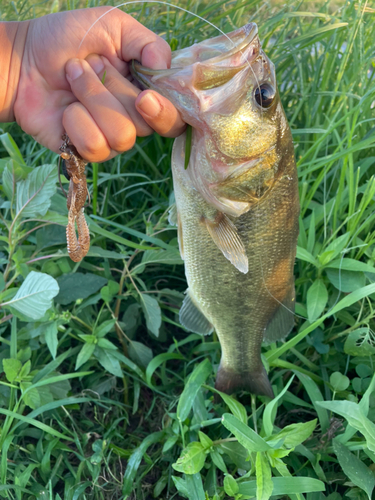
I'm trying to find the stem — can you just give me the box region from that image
[251,394,258,433]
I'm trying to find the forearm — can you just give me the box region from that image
[0,21,29,123]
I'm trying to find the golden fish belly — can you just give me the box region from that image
[173,135,299,395]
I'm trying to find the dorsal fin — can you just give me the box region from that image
[179,289,213,335]
[204,212,248,274]
[263,285,295,343]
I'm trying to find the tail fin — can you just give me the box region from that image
[215,364,274,399]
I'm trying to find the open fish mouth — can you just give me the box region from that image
[131,23,260,89]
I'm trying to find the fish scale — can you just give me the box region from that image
[132,23,299,397]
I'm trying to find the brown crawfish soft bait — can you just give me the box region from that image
[59,134,90,262]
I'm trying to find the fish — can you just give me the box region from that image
[132,23,299,398]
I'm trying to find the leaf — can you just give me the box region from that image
[224,474,239,496]
[295,373,330,432]
[2,272,59,320]
[326,268,365,293]
[256,452,273,500]
[2,160,31,200]
[263,376,294,436]
[221,413,271,452]
[141,248,183,266]
[122,432,163,497]
[172,477,189,498]
[55,273,108,305]
[297,247,318,266]
[44,322,58,359]
[326,258,375,274]
[177,359,212,422]
[198,431,213,449]
[128,341,153,369]
[219,442,251,471]
[210,448,228,473]
[0,408,71,440]
[333,440,375,500]
[317,400,375,452]
[344,328,375,357]
[76,343,96,370]
[94,319,116,337]
[210,387,247,424]
[95,348,123,377]
[330,372,350,392]
[0,133,26,165]
[184,473,206,500]
[2,358,22,383]
[172,442,207,474]
[269,419,317,448]
[306,280,328,322]
[238,477,325,496]
[16,164,57,218]
[145,352,184,388]
[140,294,162,337]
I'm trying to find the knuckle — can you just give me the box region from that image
[110,122,136,151]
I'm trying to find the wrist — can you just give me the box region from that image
[0,20,29,123]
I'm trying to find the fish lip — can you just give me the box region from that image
[131,23,258,80]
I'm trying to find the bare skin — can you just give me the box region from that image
[0,7,186,162]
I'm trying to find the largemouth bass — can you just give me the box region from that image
[132,24,299,398]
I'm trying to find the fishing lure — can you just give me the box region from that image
[59,134,90,262]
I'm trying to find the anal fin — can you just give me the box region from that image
[204,212,248,274]
[263,285,295,343]
[179,289,213,335]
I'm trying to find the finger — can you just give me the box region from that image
[76,7,171,70]
[86,54,152,137]
[135,90,186,138]
[66,58,137,153]
[63,101,113,162]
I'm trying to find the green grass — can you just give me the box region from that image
[0,0,375,499]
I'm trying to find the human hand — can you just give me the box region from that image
[13,7,185,161]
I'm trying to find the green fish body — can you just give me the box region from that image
[132,24,299,397]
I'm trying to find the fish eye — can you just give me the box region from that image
[254,83,275,108]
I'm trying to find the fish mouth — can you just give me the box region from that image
[131,23,259,86]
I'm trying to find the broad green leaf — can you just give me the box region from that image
[172,442,207,474]
[306,280,328,322]
[16,164,57,218]
[128,341,153,369]
[224,474,239,496]
[141,248,183,266]
[221,413,271,452]
[184,473,206,500]
[44,322,58,359]
[140,293,162,337]
[95,347,123,377]
[219,441,251,471]
[94,319,116,337]
[2,358,22,383]
[269,419,317,448]
[238,477,325,496]
[0,408,71,440]
[172,477,189,498]
[97,338,117,350]
[198,431,213,449]
[210,387,247,424]
[0,133,26,165]
[326,258,375,274]
[317,400,375,451]
[263,376,294,436]
[2,160,31,199]
[76,343,96,370]
[333,440,375,500]
[122,432,163,498]
[55,273,107,305]
[146,352,184,388]
[210,448,228,473]
[2,272,59,320]
[295,373,330,432]
[326,268,365,293]
[177,359,212,422]
[344,328,375,357]
[256,452,273,500]
[330,372,350,392]
[297,247,318,266]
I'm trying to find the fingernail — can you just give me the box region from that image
[66,59,83,81]
[137,92,161,118]
[87,55,105,75]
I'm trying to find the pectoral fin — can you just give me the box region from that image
[263,285,295,343]
[179,289,213,335]
[204,212,248,274]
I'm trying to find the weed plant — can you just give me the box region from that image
[0,0,374,499]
